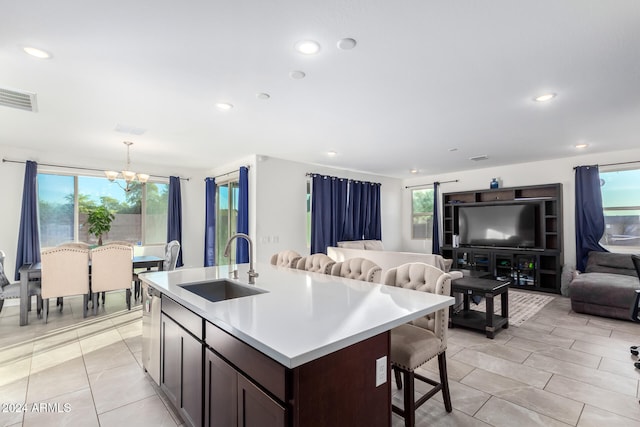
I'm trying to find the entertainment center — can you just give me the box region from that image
[441,183,563,294]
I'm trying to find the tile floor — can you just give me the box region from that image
[1,291,640,426]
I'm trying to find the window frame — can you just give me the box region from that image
[215,174,240,266]
[37,171,168,248]
[411,188,434,240]
[599,166,640,253]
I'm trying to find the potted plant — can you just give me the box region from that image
[86,205,115,245]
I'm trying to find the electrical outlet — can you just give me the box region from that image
[375,356,387,387]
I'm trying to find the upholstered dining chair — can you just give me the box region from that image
[91,244,133,313]
[270,250,302,268]
[383,262,453,427]
[41,246,90,323]
[0,250,42,316]
[330,257,382,283]
[94,241,135,304]
[295,253,336,274]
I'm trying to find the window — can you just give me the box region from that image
[216,178,240,266]
[412,188,434,239]
[600,168,640,252]
[37,173,168,247]
[37,174,74,247]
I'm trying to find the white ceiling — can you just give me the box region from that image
[2,0,640,179]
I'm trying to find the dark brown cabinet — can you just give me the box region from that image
[442,183,563,294]
[204,348,238,427]
[204,348,286,427]
[238,372,286,427]
[161,297,203,427]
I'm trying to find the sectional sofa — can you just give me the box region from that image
[568,251,640,320]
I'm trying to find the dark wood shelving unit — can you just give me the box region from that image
[441,183,563,294]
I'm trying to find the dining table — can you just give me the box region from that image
[18,255,164,326]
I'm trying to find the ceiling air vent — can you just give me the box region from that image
[469,155,489,161]
[0,87,38,112]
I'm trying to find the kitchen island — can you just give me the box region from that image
[140,262,454,427]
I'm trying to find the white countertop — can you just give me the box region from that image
[141,262,454,368]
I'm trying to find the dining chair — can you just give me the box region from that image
[383,262,453,427]
[163,240,181,271]
[41,246,90,323]
[99,241,135,304]
[295,253,336,274]
[133,240,181,300]
[330,257,382,282]
[270,250,302,268]
[91,244,133,313]
[0,250,42,317]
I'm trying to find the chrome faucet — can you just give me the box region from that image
[223,233,259,284]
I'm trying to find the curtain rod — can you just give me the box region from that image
[206,165,251,181]
[405,179,459,189]
[2,158,189,181]
[574,160,640,170]
[305,172,381,185]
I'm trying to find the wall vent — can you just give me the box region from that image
[0,87,38,112]
[469,154,489,161]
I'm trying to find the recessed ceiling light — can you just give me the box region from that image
[337,38,357,50]
[410,169,419,174]
[575,143,589,149]
[23,46,51,59]
[215,102,233,110]
[256,93,270,100]
[295,40,320,55]
[448,148,458,152]
[289,70,306,80]
[327,151,337,157]
[533,93,556,102]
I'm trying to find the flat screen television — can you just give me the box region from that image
[457,203,539,248]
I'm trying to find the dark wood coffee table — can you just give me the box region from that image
[450,276,510,338]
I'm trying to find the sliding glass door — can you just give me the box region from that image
[215,179,239,265]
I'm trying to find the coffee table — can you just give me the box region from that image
[450,276,510,339]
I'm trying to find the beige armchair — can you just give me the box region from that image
[270,250,302,268]
[383,262,452,426]
[296,253,336,274]
[91,244,133,313]
[330,257,382,283]
[41,246,90,323]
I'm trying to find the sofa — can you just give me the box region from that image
[327,245,461,280]
[568,251,640,320]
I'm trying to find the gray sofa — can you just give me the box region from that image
[569,251,640,320]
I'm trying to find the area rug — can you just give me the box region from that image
[470,290,555,327]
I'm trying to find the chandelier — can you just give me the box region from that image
[104,141,149,192]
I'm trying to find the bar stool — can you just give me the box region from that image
[383,262,453,427]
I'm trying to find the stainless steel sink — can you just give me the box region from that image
[179,279,267,303]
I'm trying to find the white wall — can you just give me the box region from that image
[243,156,403,264]
[0,144,208,278]
[401,147,640,268]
